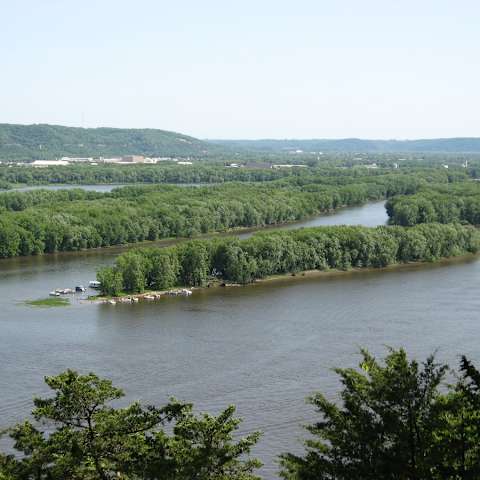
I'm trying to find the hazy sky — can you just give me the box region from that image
[2,1,479,139]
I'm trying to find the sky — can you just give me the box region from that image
[1,0,480,139]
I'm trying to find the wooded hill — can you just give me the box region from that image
[0,123,222,161]
[212,137,480,153]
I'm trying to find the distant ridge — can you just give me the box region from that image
[0,123,222,161]
[210,138,480,154]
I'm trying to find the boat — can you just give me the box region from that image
[89,280,101,289]
[49,291,60,297]
[56,288,74,294]
[143,294,155,301]
[180,289,193,296]
[75,286,86,293]
[107,299,116,305]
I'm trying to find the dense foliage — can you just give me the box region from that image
[0,370,261,480]
[97,223,480,295]
[387,183,480,226]
[280,349,480,480]
[0,162,469,190]
[0,123,222,160]
[0,164,299,188]
[0,171,440,258]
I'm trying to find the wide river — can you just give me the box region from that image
[1,200,480,478]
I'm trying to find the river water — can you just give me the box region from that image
[1,201,480,478]
[8,183,211,192]
[9,184,128,192]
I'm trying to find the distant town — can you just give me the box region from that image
[0,155,321,169]
[1,155,194,168]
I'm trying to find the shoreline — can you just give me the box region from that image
[89,252,479,305]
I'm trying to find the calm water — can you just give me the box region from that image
[8,183,212,192]
[10,184,128,192]
[1,201,479,478]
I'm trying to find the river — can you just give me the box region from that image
[8,183,212,192]
[1,200,479,478]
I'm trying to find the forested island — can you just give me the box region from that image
[97,223,480,295]
[386,183,480,226]
[3,349,480,479]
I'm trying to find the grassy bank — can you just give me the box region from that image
[25,297,70,308]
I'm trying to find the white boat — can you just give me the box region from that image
[89,280,101,289]
[56,288,74,294]
[107,299,116,305]
[180,289,193,296]
[49,291,60,297]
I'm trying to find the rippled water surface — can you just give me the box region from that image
[1,201,479,478]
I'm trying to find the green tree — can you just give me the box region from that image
[116,252,147,293]
[145,249,180,290]
[178,241,209,287]
[280,348,448,480]
[0,370,261,480]
[97,267,123,296]
[430,357,480,479]
[222,244,258,284]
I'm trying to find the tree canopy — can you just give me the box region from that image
[0,370,261,480]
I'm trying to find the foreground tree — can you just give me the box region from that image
[0,370,261,480]
[280,348,448,480]
[430,356,480,479]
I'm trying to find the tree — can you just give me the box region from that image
[116,252,147,293]
[178,241,209,287]
[280,348,448,480]
[145,249,180,290]
[222,244,257,284]
[0,370,261,480]
[97,266,123,296]
[136,405,262,480]
[430,357,480,479]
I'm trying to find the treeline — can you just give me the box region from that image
[0,162,468,189]
[5,349,480,479]
[0,188,105,212]
[0,164,302,187]
[387,183,480,226]
[0,172,434,258]
[97,223,480,295]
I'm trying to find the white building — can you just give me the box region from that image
[31,160,70,167]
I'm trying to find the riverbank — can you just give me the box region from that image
[90,252,479,305]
